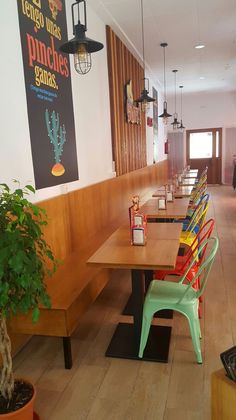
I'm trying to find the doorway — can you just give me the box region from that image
[186,128,222,184]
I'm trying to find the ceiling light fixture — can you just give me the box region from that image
[171,69,180,130]
[159,43,172,124]
[195,43,205,49]
[178,85,185,131]
[135,0,155,112]
[59,0,104,75]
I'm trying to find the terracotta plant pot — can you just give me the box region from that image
[0,380,36,420]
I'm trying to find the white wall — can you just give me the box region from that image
[179,91,236,130]
[167,90,236,130]
[167,90,236,183]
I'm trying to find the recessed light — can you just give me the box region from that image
[195,44,205,49]
[199,76,205,80]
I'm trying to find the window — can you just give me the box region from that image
[189,132,213,158]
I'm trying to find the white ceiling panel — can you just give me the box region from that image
[87,0,236,94]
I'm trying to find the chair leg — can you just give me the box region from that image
[198,319,202,339]
[198,302,202,319]
[186,312,202,363]
[138,312,153,358]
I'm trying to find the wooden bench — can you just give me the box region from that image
[9,234,113,368]
[8,162,168,368]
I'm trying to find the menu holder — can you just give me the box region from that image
[131,226,146,246]
[158,197,167,210]
[166,191,174,202]
[131,213,147,246]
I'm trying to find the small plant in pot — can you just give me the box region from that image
[0,182,57,418]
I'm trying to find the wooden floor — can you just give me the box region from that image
[13,186,236,420]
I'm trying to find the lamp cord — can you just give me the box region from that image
[141,0,145,79]
[180,86,183,119]
[174,72,176,113]
[163,46,166,101]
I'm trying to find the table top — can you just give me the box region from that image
[174,186,193,198]
[87,223,182,270]
[140,198,189,219]
[179,178,196,186]
[188,169,198,174]
[152,185,193,198]
[182,173,198,179]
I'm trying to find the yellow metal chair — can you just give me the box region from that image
[179,194,209,248]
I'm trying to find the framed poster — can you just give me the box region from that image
[152,87,158,163]
[17,0,79,189]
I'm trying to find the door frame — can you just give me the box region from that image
[186,127,222,184]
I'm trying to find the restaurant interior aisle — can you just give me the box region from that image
[13,186,236,420]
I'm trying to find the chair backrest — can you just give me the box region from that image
[178,236,219,303]
[179,218,215,272]
[190,177,207,203]
[184,194,209,238]
[198,166,208,180]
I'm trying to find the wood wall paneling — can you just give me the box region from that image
[106,26,146,176]
[10,162,168,355]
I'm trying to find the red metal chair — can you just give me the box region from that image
[154,218,215,317]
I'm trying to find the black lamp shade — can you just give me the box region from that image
[136,89,155,104]
[59,34,104,54]
[171,116,180,127]
[159,102,172,118]
[178,120,185,129]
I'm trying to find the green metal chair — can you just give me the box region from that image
[138,237,219,363]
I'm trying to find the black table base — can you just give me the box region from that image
[105,322,171,362]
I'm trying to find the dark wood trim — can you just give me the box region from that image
[186,128,222,184]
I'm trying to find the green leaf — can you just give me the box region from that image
[25,185,35,193]
[0,183,10,192]
[32,307,40,322]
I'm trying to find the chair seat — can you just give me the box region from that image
[147,280,198,306]
[180,231,196,246]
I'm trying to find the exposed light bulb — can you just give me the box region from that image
[74,44,91,74]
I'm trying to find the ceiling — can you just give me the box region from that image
[87,0,236,95]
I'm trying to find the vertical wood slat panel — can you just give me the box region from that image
[106,26,145,176]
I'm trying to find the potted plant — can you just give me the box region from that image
[0,182,57,418]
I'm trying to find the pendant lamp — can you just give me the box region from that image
[178,85,186,130]
[171,69,180,130]
[159,43,172,124]
[135,0,155,112]
[59,0,104,75]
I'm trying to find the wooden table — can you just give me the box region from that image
[187,169,198,175]
[140,198,189,220]
[179,178,196,186]
[87,223,182,363]
[179,169,198,179]
[152,186,193,198]
[182,173,198,179]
